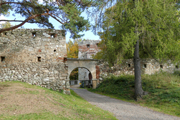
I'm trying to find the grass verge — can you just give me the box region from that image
[0,81,117,120]
[88,72,180,117]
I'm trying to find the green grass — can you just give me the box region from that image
[0,81,117,120]
[88,72,180,117]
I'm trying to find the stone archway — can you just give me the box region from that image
[67,58,98,88]
[69,67,93,87]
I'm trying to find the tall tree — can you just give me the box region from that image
[97,0,180,100]
[0,0,99,38]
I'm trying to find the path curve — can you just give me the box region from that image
[71,88,180,120]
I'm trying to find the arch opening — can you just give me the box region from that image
[69,67,93,88]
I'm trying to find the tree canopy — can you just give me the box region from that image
[0,0,99,38]
[98,0,180,66]
[95,0,180,99]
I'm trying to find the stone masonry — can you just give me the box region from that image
[78,40,100,81]
[0,29,70,94]
[98,59,180,79]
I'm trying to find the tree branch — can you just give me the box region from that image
[0,13,50,33]
[0,20,37,23]
[49,14,65,24]
[0,2,31,7]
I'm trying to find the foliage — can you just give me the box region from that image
[0,81,116,120]
[88,73,180,117]
[69,68,79,80]
[97,0,180,66]
[0,0,100,38]
[92,40,106,60]
[1,21,11,28]
[66,39,81,58]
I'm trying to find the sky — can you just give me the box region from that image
[0,6,101,42]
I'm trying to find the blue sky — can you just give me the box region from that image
[0,10,101,42]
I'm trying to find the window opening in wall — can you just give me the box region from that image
[143,64,147,68]
[51,34,55,38]
[54,49,56,52]
[1,56,5,62]
[128,64,131,67]
[87,44,90,48]
[32,32,36,37]
[176,65,179,69]
[160,65,163,68]
[38,57,41,62]
[63,58,67,63]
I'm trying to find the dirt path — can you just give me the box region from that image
[71,88,180,120]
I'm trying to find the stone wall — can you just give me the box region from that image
[98,59,180,78]
[78,40,100,81]
[78,40,100,59]
[0,29,70,94]
[0,29,67,63]
[0,62,69,93]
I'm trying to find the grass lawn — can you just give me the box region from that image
[88,72,180,117]
[0,81,117,120]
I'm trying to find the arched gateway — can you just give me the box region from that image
[67,58,99,88]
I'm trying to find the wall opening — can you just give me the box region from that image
[38,57,41,62]
[54,49,56,52]
[128,64,131,67]
[143,64,147,68]
[63,57,67,63]
[32,32,36,37]
[176,65,179,69]
[160,65,163,68]
[1,56,5,62]
[69,67,92,88]
[51,34,55,38]
[87,44,90,48]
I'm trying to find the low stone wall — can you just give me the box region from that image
[98,59,180,78]
[0,62,70,94]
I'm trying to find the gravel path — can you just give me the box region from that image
[71,88,180,120]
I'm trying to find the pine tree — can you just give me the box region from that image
[0,0,100,38]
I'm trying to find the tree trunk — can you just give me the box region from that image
[134,39,144,100]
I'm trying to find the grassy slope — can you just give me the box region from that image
[88,72,180,117]
[0,81,117,120]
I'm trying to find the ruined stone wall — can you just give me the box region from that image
[78,40,100,80]
[0,29,70,94]
[0,29,67,63]
[98,59,179,78]
[78,40,100,59]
